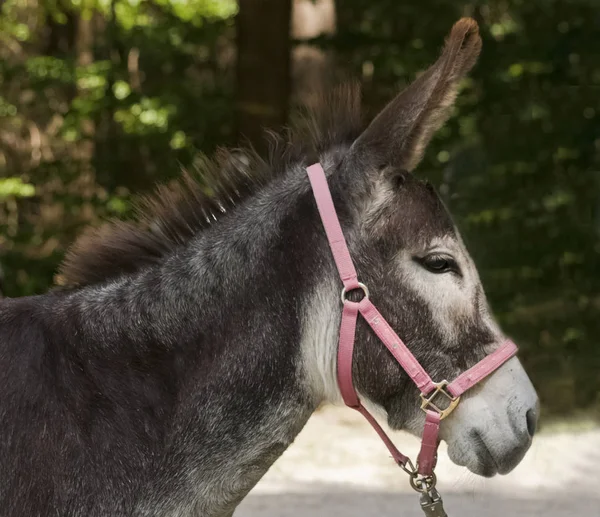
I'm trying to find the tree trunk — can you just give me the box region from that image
[75,1,96,197]
[292,0,336,107]
[236,0,292,153]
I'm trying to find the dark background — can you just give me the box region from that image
[1,0,598,419]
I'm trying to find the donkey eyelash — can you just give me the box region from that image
[414,254,462,276]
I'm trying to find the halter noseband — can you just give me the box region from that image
[306,163,517,503]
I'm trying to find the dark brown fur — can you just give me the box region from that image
[59,83,366,287]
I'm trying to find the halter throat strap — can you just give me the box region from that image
[306,163,518,478]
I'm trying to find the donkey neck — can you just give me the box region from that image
[56,168,344,516]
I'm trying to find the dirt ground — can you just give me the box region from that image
[237,405,600,517]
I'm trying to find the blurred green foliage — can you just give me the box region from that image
[0,0,598,417]
[0,0,237,295]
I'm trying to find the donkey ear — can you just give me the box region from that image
[351,18,481,171]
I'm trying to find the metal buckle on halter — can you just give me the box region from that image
[420,381,460,420]
[399,457,417,477]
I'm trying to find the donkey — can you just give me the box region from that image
[0,18,538,517]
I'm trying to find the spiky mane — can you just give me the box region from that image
[58,82,365,287]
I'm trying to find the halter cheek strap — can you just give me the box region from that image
[306,163,518,479]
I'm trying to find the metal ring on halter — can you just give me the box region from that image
[341,282,370,304]
[409,473,437,493]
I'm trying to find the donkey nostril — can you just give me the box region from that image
[526,408,537,438]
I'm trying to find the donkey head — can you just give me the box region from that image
[316,18,538,477]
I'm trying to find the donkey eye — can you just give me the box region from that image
[417,254,460,275]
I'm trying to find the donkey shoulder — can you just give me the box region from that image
[0,293,167,514]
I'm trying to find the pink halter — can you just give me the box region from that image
[306,163,518,484]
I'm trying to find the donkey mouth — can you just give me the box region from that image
[469,430,501,477]
[447,438,500,478]
[448,427,532,478]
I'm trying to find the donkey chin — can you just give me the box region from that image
[420,356,539,478]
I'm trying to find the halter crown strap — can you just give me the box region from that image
[306,162,518,478]
[306,164,360,291]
